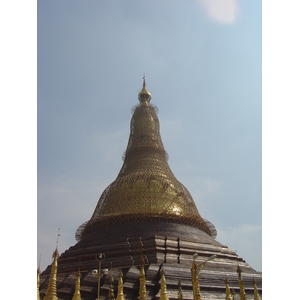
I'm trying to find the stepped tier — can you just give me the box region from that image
[39,222,262,299]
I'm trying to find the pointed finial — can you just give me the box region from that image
[191,258,202,300]
[159,268,169,300]
[237,266,247,300]
[44,246,59,300]
[225,277,233,300]
[56,228,61,249]
[177,280,183,300]
[231,289,236,300]
[108,268,115,300]
[253,278,261,300]
[138,75,151,103]
[116,270,125,300]
[37,266,41,300]
[72,268,82,300]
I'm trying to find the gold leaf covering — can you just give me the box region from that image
[77,79,216,240]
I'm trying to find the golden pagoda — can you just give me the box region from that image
[108,272,115,300]
[116,270,125,300]
[159,269,169,300]
[237,266,247,300]
[37,267,41,300]
[72,269,82,300]
[177,281,183,300]
[231,289,236,300]
[253,278,261,300]
[39,78,262,299]
[225,277,233,300]
[191,259,202,300]
[76,76,215,242]
[43,248,59,300]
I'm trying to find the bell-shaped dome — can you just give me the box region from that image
[76,78,216,241]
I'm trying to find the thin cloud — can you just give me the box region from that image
[198,0,241,24]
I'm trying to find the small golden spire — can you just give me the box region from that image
[237,266,247,300]
[253,278,261,300]
[191,260,202,300]
[72,268,82,300]
[178,280,183,300]
[37,267,41,300]
[159,268,169,300]
[43,248,59,300]
[116,270,125,300]
[231,289,236,300]
[225,277,233,300]
[108,266,115,300]
[138,256,147,300]
[138,74,151,103]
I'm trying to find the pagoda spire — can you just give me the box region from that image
[159,269,169,300]
[237,266,247,300]
[191,259,202,300]
[225,277,233,300]
[116,270,125,300]
[177,280,183,300]
[44,248,59,300]
[231,289,236,300]
[252,278,261,300]
[138,74,151,103]
[138,256,147,300]
[78,77,216,241]
[108,269,115,300]
[37,267,41,300]
[72,268,82,300]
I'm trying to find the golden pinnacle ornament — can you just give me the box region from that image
[43,248,59,300]
[225,277,233,300]
[159,269,169,300]
[253,278,261,300]
[116,270,125,300]
[237,266,247,300]
[72,269,82,300]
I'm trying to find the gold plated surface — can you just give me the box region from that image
[138,75,151,102]
[159,269,169,300]
[77,79,216,240]
[253,278,261,300]
[37,268,41,300]
[225,277,233,300]
[116,270,125,300]
[177,281,183,300]
[72,269,82,300]
[191,260,202,300]
[237,266,247,300]
[108,273,115,300]
[43,249,59,300]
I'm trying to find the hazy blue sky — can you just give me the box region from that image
[37,0,262,272]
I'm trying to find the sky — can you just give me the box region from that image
[36,0,262,273]
[2,1,300,299]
